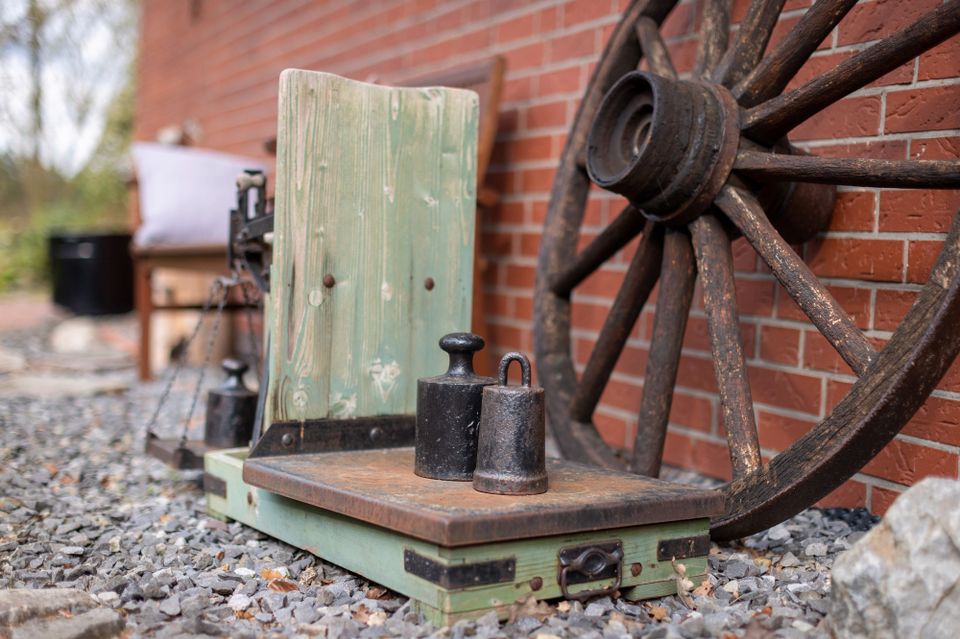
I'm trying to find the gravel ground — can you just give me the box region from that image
[0,316,879,638]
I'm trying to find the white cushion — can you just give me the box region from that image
[132,142,265,247]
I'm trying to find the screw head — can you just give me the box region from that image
[369,426,383,442]
[424,277,435,291]
[630,563,642,577]
[281,433,294,447]
[323,274,336,288]
[529,576,543,591]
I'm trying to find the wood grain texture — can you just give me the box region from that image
[713,0,787,88]
[268,70,478,423]
[632,230,696,477]
[694,0,730,79]
[635,16,677,78]
[733,0,858,107]
[716,185,875,375]
[690,213,761,480]
[734,150,960,189]
[743,0,960,143]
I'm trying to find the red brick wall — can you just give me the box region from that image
[137,0,960,514]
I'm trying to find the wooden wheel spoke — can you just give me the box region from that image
[734,150,960,189]
[569,223,664,424]
[694,0,730,79]
[690,213,762,480]
[550,205,649,297]
[713,0,787,88]
[716,184,876,374]
[734,0,858,108]
[744,0,960,143]
[631,229,696,477]
[635,15,677,78]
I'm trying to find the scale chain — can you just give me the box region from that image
[143,276,238,446]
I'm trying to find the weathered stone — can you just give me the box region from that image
[9,608,124,639]
[0,588,98,625]
[829,478,960,639]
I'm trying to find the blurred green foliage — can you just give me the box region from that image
[0,67,134,291]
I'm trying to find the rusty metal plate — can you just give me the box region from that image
[145,435,211,470]
[242,447,724,546]
[657,534,711,561]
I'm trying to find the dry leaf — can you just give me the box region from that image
[647,605,669,622]
[692,578,713,597]
[267,578,298,592]
[508,594,553,624]
[216,550,225,561]
[365,586,387,599]
[260,568,286,581]
[556,601,571,613]
[234,609,255,620]
[44,463,58,476]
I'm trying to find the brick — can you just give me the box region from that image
[789,52,911,91]
[871,485,902,516]
[525,100,569,130]
[880,190,960,234]
[906,239,943,284]
[777,284,872,330]
[547,28,598,63]
[792,95,882,141]
[760,325,800,367]
[809,139,907,161]
[562,0,615,27]
[862,438,958,485]
[748,365,821,414]
[594,411,630,449]
[757,410,815,452]
[910,136,960,161]
[600,377,643,414]
[537,64,583,96]
[838,0,940,46]
[676,354,720,395]
[495,12,537,43]
[500,264,535,289]
[501,41,546,71]
[829,190,875,232]
[885,85,960,134]
[816,480,867,509]
[903,394,960,448]
[919,33,960,81]
[806,237,904,283]
[668,392,714,433]
[732,237,757,272]
[803,331,852,375]
[663,431,733,481]
[735,278,776,317]
[660,1,694,38]
[874,289,917,332]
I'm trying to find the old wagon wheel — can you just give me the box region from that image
[533,0,960,540]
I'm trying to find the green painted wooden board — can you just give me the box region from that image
[267,69,479,425]
[206,449,710,626]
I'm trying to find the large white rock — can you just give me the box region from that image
[828,477,960,639]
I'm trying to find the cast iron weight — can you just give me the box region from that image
[205,358,257,448]
[415,333,496,481]
[473,352,548,495]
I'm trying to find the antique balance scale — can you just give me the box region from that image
[149,0,960,625]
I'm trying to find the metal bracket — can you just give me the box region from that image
[248,415,416,458]
[657,534,711,561]
[403,549,515,589]
[203,473,227,498]
[557,540,623,601]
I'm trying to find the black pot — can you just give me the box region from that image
[49,232,134,315]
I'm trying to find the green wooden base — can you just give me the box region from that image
[205,449,710,626]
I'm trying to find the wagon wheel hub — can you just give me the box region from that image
[587,72,741,226]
